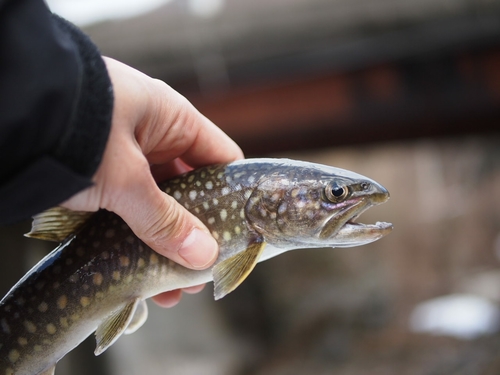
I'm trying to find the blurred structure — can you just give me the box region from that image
[82,0,500,154]
[2,0,500,374]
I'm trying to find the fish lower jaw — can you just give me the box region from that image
[332,220,393,247]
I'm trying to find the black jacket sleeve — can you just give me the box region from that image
[0,0,113,224]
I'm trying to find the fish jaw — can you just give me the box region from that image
[332,221,393,247]
[319,182,392,247]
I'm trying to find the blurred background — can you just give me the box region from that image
[2,0,500,373]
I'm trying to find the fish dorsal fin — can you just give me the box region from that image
[40,365,56,375]
[212,240,266,300]
[124,299,148,335]
[95,298,141,356]
[25,207,94,242]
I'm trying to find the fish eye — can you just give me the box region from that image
[325,182,350,202]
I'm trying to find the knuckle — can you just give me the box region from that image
[143,198,190,249]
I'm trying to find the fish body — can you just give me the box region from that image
[0,158,392,375]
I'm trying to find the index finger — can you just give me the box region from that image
[144,89,244,167]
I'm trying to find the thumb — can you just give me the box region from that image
[112,173,219,270]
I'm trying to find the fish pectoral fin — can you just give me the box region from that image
[94,298,141,355]
[212,240,266,300]
[125,299,148,335]
[39,365,56,375]
[25,207,94,242]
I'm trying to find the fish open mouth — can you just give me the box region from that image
[320,198,393,247]
[334,217,393,247]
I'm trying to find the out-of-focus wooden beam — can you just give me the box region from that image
[187,48,500,155]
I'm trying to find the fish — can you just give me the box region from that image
[0,158,392,375]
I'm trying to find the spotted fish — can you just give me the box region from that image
[0,158,392,375]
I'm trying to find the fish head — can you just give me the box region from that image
[245,162,392,249]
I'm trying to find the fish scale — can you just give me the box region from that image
[0,158,393,375]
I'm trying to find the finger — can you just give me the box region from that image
[152,289,183,308]
[142,90,244,167]
[182,284,206,294]
[110,159,218,270]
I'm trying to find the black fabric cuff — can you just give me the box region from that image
[0,15,113,224]
[0,157,92,224]
[50,15,113,178]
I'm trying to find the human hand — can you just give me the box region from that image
[61,57,244,307]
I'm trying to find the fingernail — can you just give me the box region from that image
[179,228,218,269]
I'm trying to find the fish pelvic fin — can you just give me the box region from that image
[125,299,148,335]
[95,298,142,356]
[25,207,94,242]
[213,240,266,300]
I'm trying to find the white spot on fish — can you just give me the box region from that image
[270,212,277,219]
[189,190,197,200]
[213,198,219,206]
[205,181,213,190]
[278,202,288,214]
[24,321,36,333]
[93,272,104,286]
[244,190,252,199]
[38,302,48,313]
[46,323,57,335]
[234,226,241,235]
[8,349,19,363]
[233,184,242,191]
[80,297,90,307]
[208,217,215,225]
[240,209,245,219]
[247,175,256,184]
[225,176,233,183]
[173,191,182,200]
[57,295,67,310]
[271,193,280,202]
[220,209,227,221]
[231,201,238,209]
[150,253,159,265]
[203,202,210,210]
[221,187,230,196]
[223,231,232,241]
[120,256,130,267]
